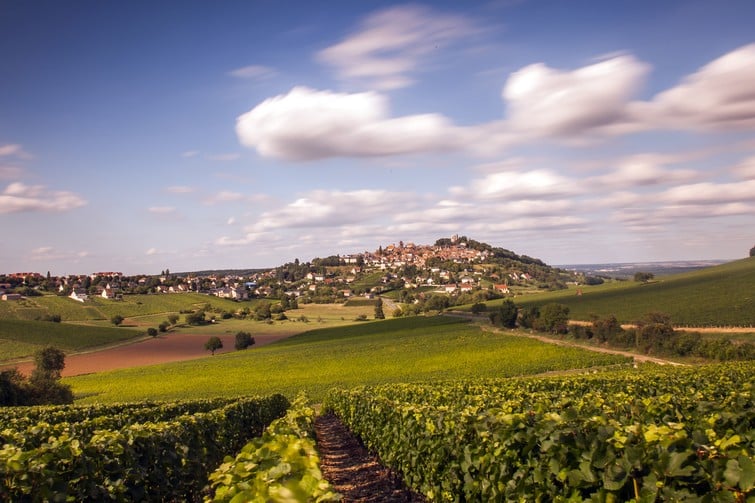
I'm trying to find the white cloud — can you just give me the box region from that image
[236,86,460,160]
[502,54,649,137]
[317,4,478,90]
[251,189,412,231]
[181,150,200,158]
[660,180,755,205]
[145,248,158,256]
[0,182,87,214]
[228,64,277,80]
[630,43,755,130]
[592,154,698,187]
[451,169,580,200]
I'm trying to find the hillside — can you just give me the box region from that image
[0,320,141,361]
[65,317,627,403]
[513,257,755,326]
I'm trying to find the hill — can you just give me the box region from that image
[512,257,755,326]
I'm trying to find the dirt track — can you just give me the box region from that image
[11,332,292,377]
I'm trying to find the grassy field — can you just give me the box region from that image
[65,316,628,404]
[0,320,143,361]
[482,257,755,326]
[0,293,250,322]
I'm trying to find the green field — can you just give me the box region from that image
[0,293,250,322]
[500,257,755,326]
[0,319,142,360]
[65,316,628,403]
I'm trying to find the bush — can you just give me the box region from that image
[158,321,169,332]
[234,332,255,350]
[147,327,158,337]
[185,311,206,325]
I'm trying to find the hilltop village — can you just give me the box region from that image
[1,237,580,307]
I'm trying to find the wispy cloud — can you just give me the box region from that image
[0,182,87,214]
[317,4,479,90]
[0,144,32,159]
[228,64,277,80]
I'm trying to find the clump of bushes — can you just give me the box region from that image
[0,346,73,406]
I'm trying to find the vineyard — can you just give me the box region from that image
[0,394,289,501]
[325,362,755,501]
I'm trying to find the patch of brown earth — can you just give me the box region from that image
[316,413,425,503]
[11,332,292,377]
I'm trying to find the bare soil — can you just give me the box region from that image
[11,332,292,377]
[316,413,424,503]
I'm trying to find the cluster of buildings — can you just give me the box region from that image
[2,238,552,304]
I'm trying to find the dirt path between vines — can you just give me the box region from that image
[316,413,425,503]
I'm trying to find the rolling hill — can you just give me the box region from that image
[512,257,755,326]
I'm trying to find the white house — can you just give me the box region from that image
[69,289,88,302]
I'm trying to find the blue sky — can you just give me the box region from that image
[2,0,754,275]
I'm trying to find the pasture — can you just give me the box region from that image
[0,319,142,361]
[65,316,628,404]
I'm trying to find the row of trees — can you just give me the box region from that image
[0,346,73,406]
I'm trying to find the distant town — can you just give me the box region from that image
[2,236,583,306]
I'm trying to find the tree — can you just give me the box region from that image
[168,314,179,325]
[634,272,654,283]
[158,321,169,332]
[490,299,518,328]
[750,245,755,257]
[111,314,124,326]
[234,331,255,350]
[32,346,66,381]
[537,303,570,334]
[147,327,158,337]
[204,336,223,355]
[374,298,385,319]
[28,346,73,405]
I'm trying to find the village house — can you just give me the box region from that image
[69,289,88,302]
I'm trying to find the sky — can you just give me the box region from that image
[2,0,755,275]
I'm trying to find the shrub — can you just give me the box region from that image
[234,332,255,350]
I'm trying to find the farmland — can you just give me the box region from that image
[489,257,755,326]
[64,316,628,403]
[0,319,142,361]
